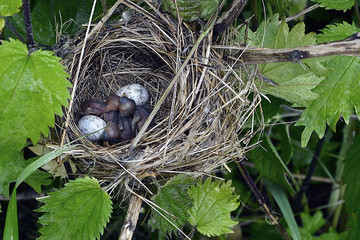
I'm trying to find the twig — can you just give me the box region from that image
[213,0,249,38]
[285,4,319,23]
[118,193,143,240]
[1,15,25,42]
[293,126,328,211]
[22,0,35,48]
[222,32,360,65]
[237,159,291,240]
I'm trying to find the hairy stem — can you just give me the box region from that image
[294,126,328,211]
[237,159,291,240]
[22,0,35,48]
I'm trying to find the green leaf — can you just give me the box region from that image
[255,15,330,106]
[311,0,354,11]
[3,189,19,240]
[187,178,240,237]
[249,135,295,194]
[317,22,359,43]
[37,177,112,240]
[0,148,52,197]
[0,39,71,151]
[0,0,22,16]
[343,134,360,240]
[298,211,347,240]
[149,174,196,235]
[161,0,219,21]
[266,182,302,240]
[3,0,114,45]
[300,211,325,235]
[295,56,360,147]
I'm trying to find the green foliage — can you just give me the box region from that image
[267,182,301,240]
[249,134,294,194]
[3,189,19,240]
[0,39,71,196]
[0,151,52,197]
[0,39,71,149]
[343,134,360,240]
[298,211,347,240]
[149,174,196,235]
[161,0,219,22]
[311,0,354,11]
[317,22,359,43]
[254,15,330,107]
[37,177,112,240]
[187,178,240,236]
[2,0,112,45]
[0,0,22,16]
[295,55,360,146]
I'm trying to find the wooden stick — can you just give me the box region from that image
[221,32,360,65]
[118,194,143,240]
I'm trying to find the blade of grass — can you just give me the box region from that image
[3,189,18,240]
[15,144,78,188]
[266,181,302,240]
[3,144,78,239]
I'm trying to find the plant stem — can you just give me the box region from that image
[237,159,291,240]
[118,193,143,240]
[329,120,355,228]
[22,0,35,48]
[294,127,328,211]
[1,15,25,42]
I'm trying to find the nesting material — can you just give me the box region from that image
[58,7,260,191]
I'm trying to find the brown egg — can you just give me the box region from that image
[119,96,136,117]
[105,95,121,112]
[118,116,135,141]
[132,105,155,133]
[101,110,119,123]
[101,122,122,144]
[79,99,107,116]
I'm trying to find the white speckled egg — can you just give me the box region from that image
[77,115,106,141]
[116,84,149,105]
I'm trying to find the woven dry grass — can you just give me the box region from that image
[56,4,262,194]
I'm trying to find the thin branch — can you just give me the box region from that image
[213,0,249,38]
[1,15,25,42]
[285,3,319,23]
[22,0,35,48]
[221,32,360,65]
[237,159,291,240]
[293,127,328,210]
[118,193,143,240]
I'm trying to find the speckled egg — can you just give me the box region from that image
[116,84,149,105]
[77,115,106,141]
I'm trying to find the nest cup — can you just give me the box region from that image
[61,12,256,188]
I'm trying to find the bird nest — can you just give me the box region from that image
[57,7,260,192]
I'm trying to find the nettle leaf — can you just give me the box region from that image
[161,0,219,22]
[187,178,240,237]
[149,174,196,235]
[0,0,22,16]
[295,56,360,147]
[317,22,359,43]
[3,0,114,45]
[311,0,354,11]
[0,148,52,197]
[37,177,112,240]
[255,15,330,106]
[298,211,347,239]
[343,135,360,240]
[0,39,71,151]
